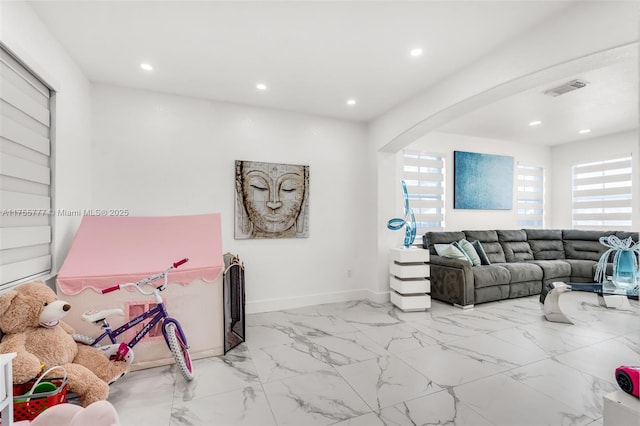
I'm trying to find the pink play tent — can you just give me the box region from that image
[56,214,224,370]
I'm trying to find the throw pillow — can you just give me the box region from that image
[457,239,481,266]
[471,240,491,265]
[434,243,472,264]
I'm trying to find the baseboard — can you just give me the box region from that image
[246,288,390,314]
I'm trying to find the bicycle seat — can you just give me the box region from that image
[82,308,124,323]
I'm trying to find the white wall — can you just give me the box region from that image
[1,2,93,274]
[407,132,552,231]
[550,129,640,229]
[91,84,375,313]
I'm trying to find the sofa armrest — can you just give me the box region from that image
[429,256,475,306]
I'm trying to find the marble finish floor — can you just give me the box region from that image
[108,293,640,426]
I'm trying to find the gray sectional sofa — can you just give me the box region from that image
[422,229,639,308]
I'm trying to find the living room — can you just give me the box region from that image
[1,1,638,425]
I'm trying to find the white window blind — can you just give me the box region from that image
[572,156,633,230]
[0,46,53,288]
[516,163,544,228]
[402,150,445,237]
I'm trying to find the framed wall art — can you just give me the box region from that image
[234,160,310,239]
[454,151,513,210]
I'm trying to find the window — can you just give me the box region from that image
[516,163,544,228]
[402,150,445,238]
[572,156,633,230]
[0,46,53,289]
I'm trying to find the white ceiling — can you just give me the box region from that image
[26,1,637,145]
[439,58,639,145]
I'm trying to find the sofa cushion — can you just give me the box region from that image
[464,230,506,264]
[424,231,466,255]
[472,240,491,265]
[500,263,542,283]
[562,230,614,261]
[472,265,511,288]
[524,229,565,260]
[497,230,533,262]
[527,260,571,280]
[497,229,527,242]
[615,231,640,242]
[564,259,598,280]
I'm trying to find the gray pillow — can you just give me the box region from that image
[472,240,491,265]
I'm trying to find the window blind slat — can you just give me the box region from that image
[0,226,51,250]
[403,157,443,169]
[1,152,50,185]
[574,172,632,186]
[0,76,49,126]
[0,255,51,286]
[404,185,444,196]
[573,199,632,209]
[572,212,632,221]
[1,190,51,210]
[0,114,50,155]
[574,158,632,174]
[403,171,444,182]
[0,50,49,98]
[573,186,631,198]
[411,199,445,209]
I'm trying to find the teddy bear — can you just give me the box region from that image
[0,281,130,407]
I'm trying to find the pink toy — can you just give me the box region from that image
[615,365,640,398]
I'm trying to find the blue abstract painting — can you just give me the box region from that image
[454,151,513,210]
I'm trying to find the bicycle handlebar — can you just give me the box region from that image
[173,258,189,268]
[100,259,189,295]
[102,285,120,294]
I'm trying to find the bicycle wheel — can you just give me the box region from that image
[164,321,194,381]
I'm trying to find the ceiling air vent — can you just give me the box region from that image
[543,79,589,97]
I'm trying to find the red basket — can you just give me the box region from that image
[10,377,68,421]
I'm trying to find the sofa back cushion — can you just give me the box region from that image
[562,230,611,261]
[463,230,506,263]
[497,230,533,262]
[615,231,640,242]
[525,229,565,260]
[424,231,466,256]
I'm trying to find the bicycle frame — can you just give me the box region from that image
[85,258,191,351]
[87,302,171,349]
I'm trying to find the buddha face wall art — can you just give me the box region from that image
[234,160,310,239]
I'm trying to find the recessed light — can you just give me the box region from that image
[346,99,357,106]
[140,63,153,71]
[410,48,423,57]
[256,83,267,91]
[579,129,591,134]
[529,120,542,126]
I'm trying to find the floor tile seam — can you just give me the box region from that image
[333,354,410,413]
[255,379,280,426]
[420,388,499,426]
[500,368,601,423]
[486,327,573,357]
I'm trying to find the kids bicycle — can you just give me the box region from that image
[72,258,194,381]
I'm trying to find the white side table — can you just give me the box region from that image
[389,247,430,311]
[1,352,17,426]
[603,390,640,426]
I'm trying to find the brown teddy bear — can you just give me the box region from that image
[0,281,130,407]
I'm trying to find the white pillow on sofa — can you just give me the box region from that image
[457,239,482,266]
[434,243,471,264]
